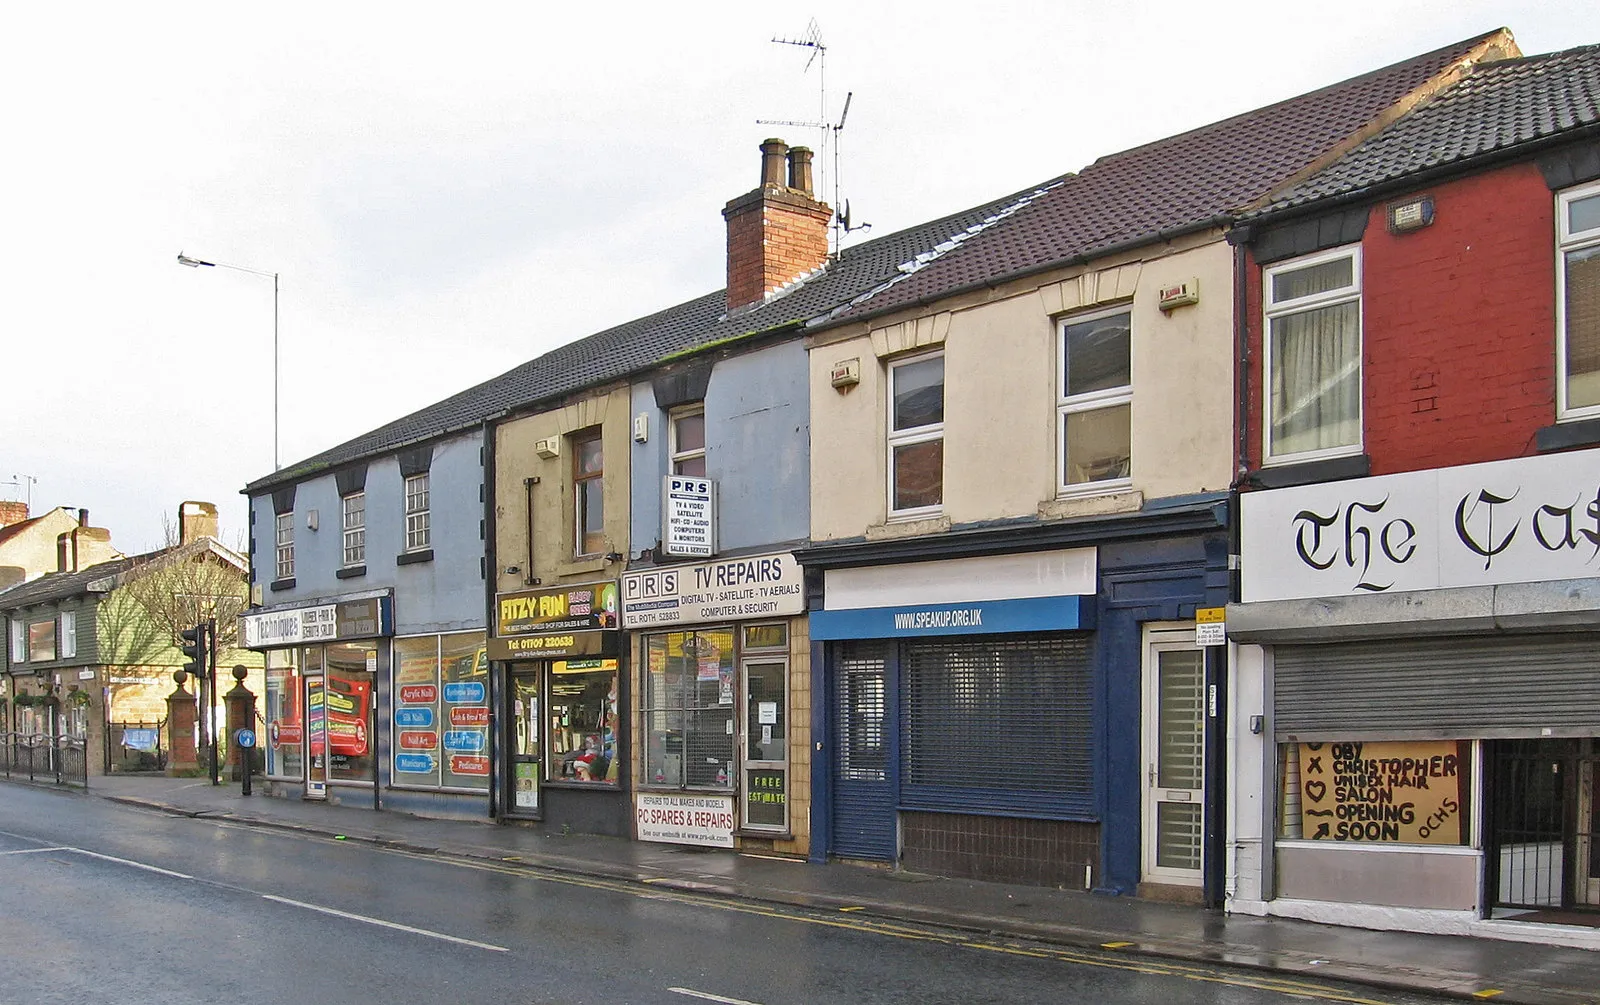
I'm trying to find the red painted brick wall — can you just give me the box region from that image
[1244,160,1558,477]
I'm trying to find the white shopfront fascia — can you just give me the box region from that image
[1241,447,1600,603]
[823,548,1097,610]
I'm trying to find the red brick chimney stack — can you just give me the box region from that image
[0,501,27,528]
[723,138,833,314]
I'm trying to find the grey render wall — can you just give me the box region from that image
[630,339,810,558]
[248,430,486,635]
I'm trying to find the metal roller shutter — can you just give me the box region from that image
[831,641,897,860]
[901,634,1094,819]
[1275,634,1600,741]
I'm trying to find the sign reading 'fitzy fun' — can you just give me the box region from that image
[1241,448,1600,603]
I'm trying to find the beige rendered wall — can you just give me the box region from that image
[809,238,1236,541]
[1277,845,1480,911]
[493,387,633,594]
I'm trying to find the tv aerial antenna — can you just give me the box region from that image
[1,474,37,510]
[757,20,870,254]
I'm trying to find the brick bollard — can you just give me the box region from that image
[224,666,257,782]
[165,675,199,776]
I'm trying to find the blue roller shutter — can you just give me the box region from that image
[830,640,897,860]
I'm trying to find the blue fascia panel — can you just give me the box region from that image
[810,595,1087,640]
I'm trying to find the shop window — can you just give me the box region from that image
[547,658,620,785]
[644,628,735,790]
[670,407,707,476]
[28,619,56,662]
[342,491,366,566]
[263,648,303,781]
[1058,308,1132,492]
[1278,740,1471,845]
[59,611,76,660]
[404,474,431,552]
[887,353,944,517]
[1263,246,1363,463]
[573,431,604,555]
[1558,181,1600,418]
[275,512,295,580]
[391,632,489,791]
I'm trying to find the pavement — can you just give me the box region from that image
[13,773,1600,1005]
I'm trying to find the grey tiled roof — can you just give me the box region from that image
[0,555,139,610]
[1248,44,1600,218]
[244,183,1049,493]
[815,30,1509,327]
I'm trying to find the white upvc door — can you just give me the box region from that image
[1142,625,1205,886]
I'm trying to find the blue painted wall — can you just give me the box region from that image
[247,430,486,634]
[630,340,810,558]
[1095,530,1230,895]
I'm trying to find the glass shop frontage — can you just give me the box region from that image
[621,552,808,853]
[489,581,627,836]
[241,592,394,804]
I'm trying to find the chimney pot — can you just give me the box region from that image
[760,138,789,188]
[78,508,89,527]
[788,146,815,197]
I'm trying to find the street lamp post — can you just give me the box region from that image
[177,253,280,470]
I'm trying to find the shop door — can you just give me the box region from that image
[304,673,328,800]
[741,659,788,831]
[1577,748,1600,908]
[830,641,896,861]
[1142,627,1204,886]
[506,671,541,817]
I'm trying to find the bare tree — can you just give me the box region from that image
[119,516,250,653]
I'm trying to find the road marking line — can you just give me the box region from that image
[838,906,864,912]
[70,849,193,880]
[668,989,764,1005]
[0,847,70,855]
[1101,940,1134,948]
[259,894,508,952]
[1471,992,1504,999]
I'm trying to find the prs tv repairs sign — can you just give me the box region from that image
[621,553,804,628]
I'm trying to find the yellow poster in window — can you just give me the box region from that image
[1296,740,1469,845]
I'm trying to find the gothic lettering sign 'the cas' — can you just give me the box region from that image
[1242,447,1600,602]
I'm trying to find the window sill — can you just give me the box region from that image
[558,556,610,577]
[542,779,620,791]
[1536,417,1600,453]
[866,515,951,540]
[335,564,367,580]
[1041,487,1142,521]
[269,577,296,592]
[1248,454,1370,490]
[396,549,433,567]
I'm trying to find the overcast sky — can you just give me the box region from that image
[3,2,1595,554]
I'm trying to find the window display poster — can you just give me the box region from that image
[745,768,786,829]
[1291,740,1469,845]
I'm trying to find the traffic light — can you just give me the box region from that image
[180,623,208,680]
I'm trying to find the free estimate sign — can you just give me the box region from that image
[1242,447,1600,602]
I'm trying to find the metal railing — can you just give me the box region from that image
[1,732,89,788]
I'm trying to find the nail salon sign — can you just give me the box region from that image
[1242,448,1600,602]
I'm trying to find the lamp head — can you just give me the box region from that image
[176,253,213,268]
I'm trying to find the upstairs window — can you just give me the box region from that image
[573,432,605,556]
[1559,182,1600,419]
[1264,247,1363,463]
[275,512,295,581]
[60,611,77,660]
[670,407,707,477]
[9,620,24,663]
[887,353,944,516]
[342,491,366,566]
[28,620,56,662]
[1059,308,1132,492]
[404,474,431,552]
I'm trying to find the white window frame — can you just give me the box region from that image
[404,473,431,552]
[886,351,945,520]
[9,619,24,663]
[1262,245,1364,465]
[572,432,605,557]
[669,405,707,476]
[275,512,295,581]
[1557,180,1600,421]
[59,611,77,660]
[342,491,366,567]
[1057,305,1134,497]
